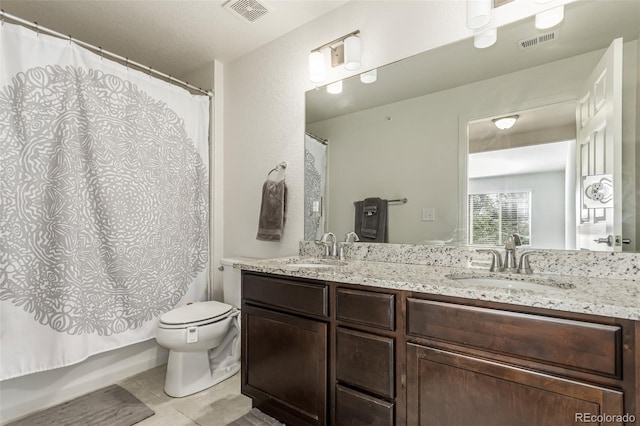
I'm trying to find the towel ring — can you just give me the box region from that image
[267,161,287,179]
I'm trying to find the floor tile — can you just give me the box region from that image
[136,405,199,426]
[118,366,252,426]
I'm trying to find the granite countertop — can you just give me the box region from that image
[234,256,640,321]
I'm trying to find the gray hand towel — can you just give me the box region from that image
[354,197,388,243]
[256,179,287,241]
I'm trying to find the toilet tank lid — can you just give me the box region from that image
[160,301,232,325]
[220,257,255,267]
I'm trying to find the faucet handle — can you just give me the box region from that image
[477,249,503,272]
[344,231,360,242]
[517,251,542,274]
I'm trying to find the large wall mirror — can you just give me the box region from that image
[305,0,639,252]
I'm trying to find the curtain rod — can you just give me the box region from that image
[305,132,328,145]
[0,9,213,98]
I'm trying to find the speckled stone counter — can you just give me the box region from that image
[234,255,640,321]
[300,241,640,280]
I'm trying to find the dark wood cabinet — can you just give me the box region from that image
[242,273,329,426]
[406,296,637,426]
[406,344,624,426]
[333,285,404,425]
[241,271,638,426]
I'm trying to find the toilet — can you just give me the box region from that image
[155,257,248,397]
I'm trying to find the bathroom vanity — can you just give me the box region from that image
[238,255,639,426]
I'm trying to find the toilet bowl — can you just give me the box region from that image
[155,257,250,397]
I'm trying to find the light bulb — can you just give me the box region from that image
[466,0,492,29]
[474,28,497,49]
[327,80,343,95]
[344,35,362,71]
[492,115,519,130]
[360,69,377,84]
[535,5,564,29]
[309,51,325,83]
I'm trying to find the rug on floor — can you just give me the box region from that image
[6,384,155,426]
[227,408,284,426]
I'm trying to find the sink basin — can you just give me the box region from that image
[447,275,575,291]
[285,263,336,269]
[283,259,347,270]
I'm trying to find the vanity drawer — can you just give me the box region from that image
[242,272,328,317]
[336,384,394,426]
[407,298,621,378]
[336,327,395,399]
[336,287,395,330]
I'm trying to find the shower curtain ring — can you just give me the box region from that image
[68,35,72,45]
[99,46,103,60]
[125,57,129,70]
[1,10,5,26]
[34,21,39,36]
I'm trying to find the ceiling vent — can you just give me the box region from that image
[223,0,271,22]
[518,30,559,50]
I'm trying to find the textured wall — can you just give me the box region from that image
[221,0,570,259]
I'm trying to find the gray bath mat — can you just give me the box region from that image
[6,384,154,426]
[227,408,284,426]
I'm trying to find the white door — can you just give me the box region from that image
[576,38,623,251]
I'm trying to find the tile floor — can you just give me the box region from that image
[118,365,253,426]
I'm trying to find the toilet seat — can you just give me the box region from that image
[159,301,234,329]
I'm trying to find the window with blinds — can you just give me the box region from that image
[468,191,531,246]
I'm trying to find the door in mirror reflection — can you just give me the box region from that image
[576,38,623,252]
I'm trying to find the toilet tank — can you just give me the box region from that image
[220,257,253,308]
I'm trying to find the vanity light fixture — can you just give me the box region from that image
[360,69,377,84]
[474,27,497,49]
[493,115,519,130]
[535,5,564,29]
[326,80,343,95]
[308,30,361,84]
[466,0,492,29]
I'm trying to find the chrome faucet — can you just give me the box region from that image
[339,232,360,261]
[319,232,337,258]
[478,234,540,274]
[503,234,521,273]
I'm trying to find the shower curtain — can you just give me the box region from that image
[0,23,210,380]
[304,134,327,240]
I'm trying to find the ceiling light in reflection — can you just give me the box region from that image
[474,28,497,49]
[327,80,343,94]
[492,115,519,130]
[360,69,377,84]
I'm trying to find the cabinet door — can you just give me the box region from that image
[242,306,327,426]
[407,344,624,426]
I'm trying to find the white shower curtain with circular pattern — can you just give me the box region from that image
[0,22,210,380]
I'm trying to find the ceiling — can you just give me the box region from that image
[0,0,348,81]
[468,140,571,179]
